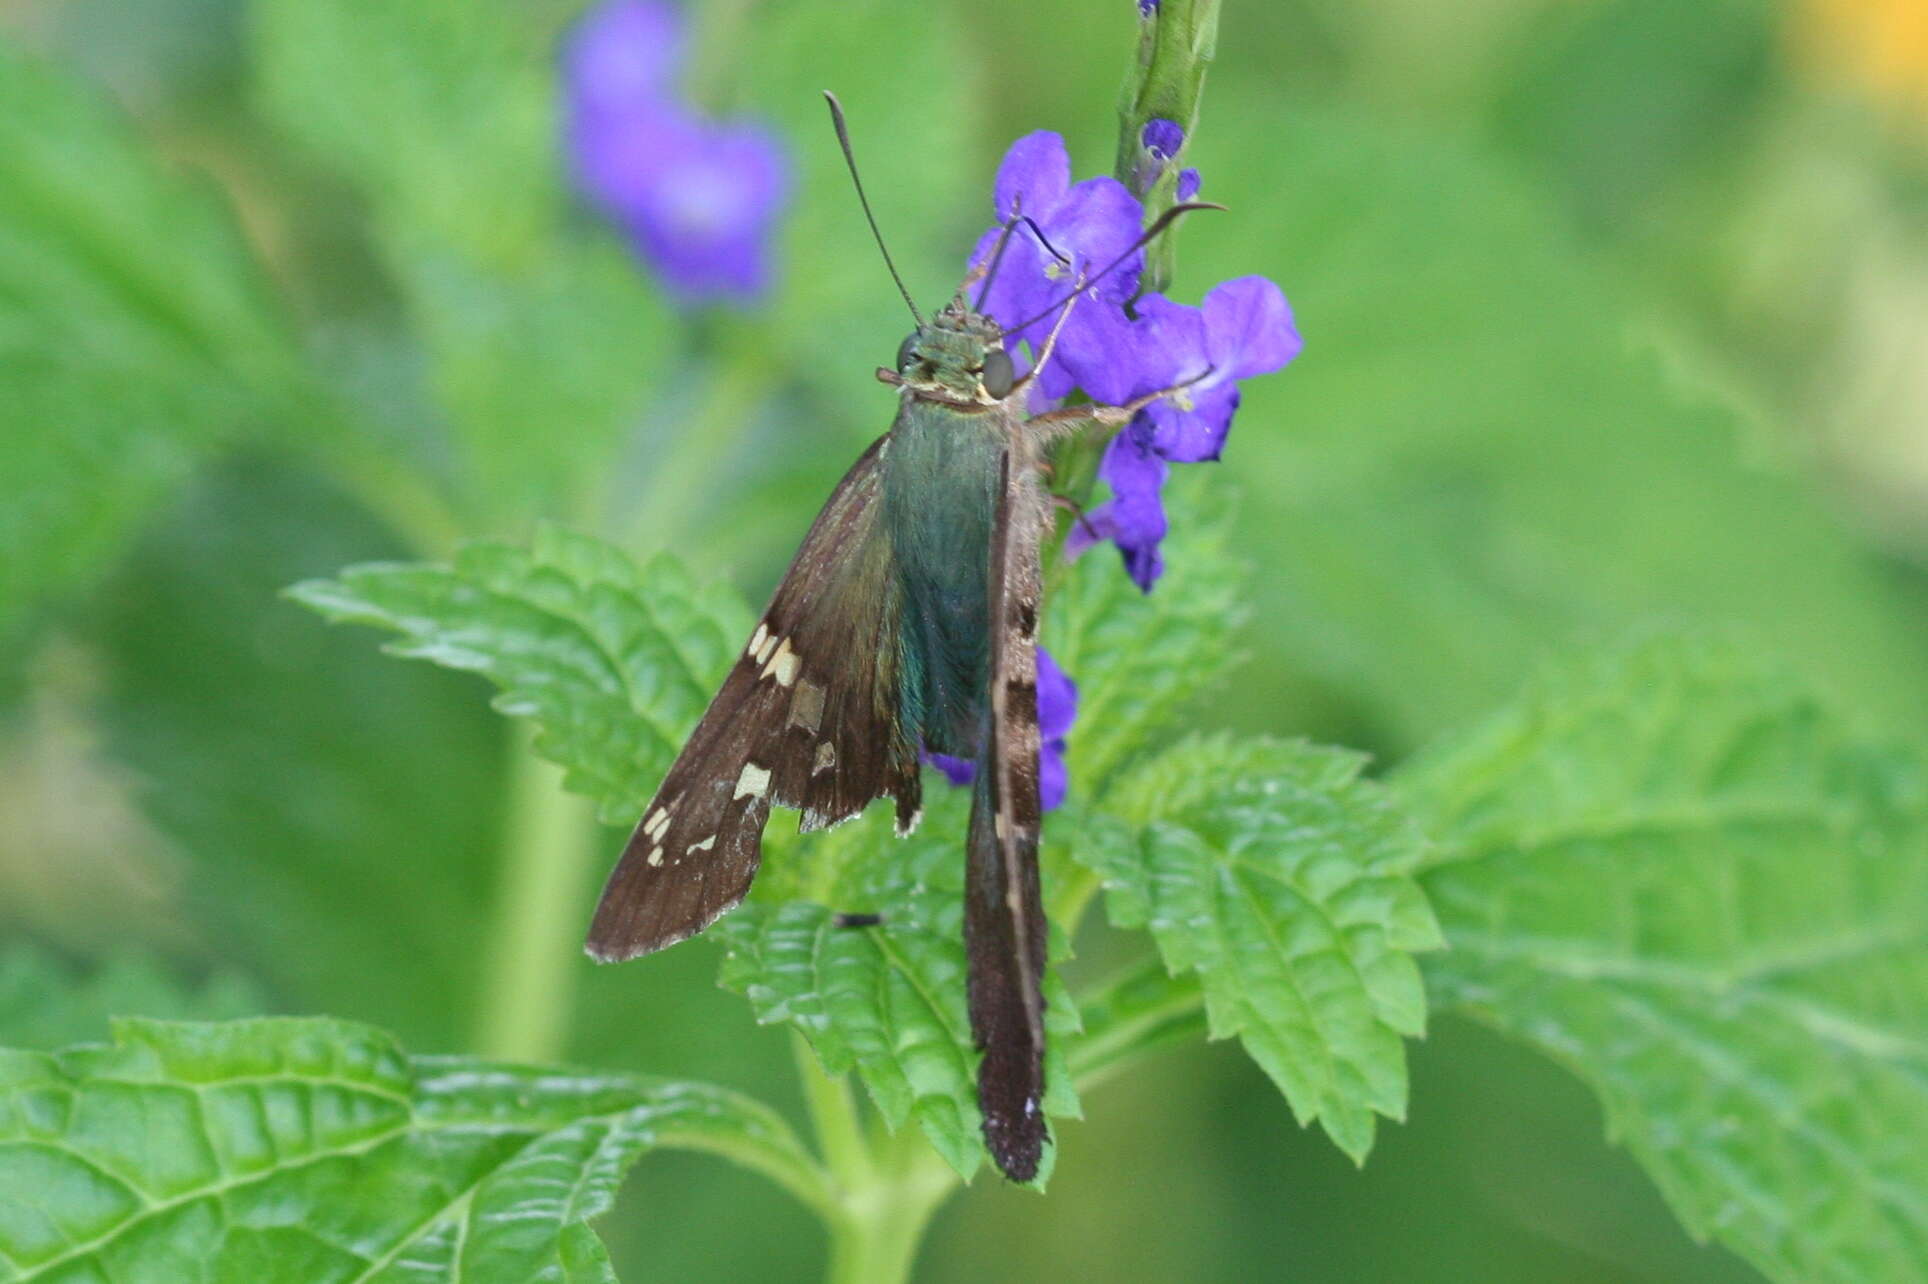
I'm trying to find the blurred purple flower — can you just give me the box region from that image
[1176,167,1201,201]
[928,646,1079,810]
[582,112,789,300]
[1139,0,1160,14]
[564,0,790,304]
[566,0,682,114]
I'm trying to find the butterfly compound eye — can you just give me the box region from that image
[896,332,919,373]
[981,348,1016,398]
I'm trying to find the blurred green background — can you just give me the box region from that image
[2,0,1924,1279]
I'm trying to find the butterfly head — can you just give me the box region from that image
[894,296,1017,405]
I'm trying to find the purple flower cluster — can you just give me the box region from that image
[929,647,1078,812]
[969,130,1302,591]
[564,1,789,304]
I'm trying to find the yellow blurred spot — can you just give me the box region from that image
[1798,0,1928,117]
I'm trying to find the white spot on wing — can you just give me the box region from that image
[646,845,664,867]
[813,741,836,774]
[755,630,780,666]
[747,623,768,659]
[688,834,716,854]
[644,808,670,839]
[734,762,772,800]
[762,637,799,687]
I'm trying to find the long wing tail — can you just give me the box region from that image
[966,449,1050,1182]
[965,737,1048,1181]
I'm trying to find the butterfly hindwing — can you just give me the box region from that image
[586,435,922,962]
[965,447,1051,1181]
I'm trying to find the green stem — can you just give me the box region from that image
[279,380,465,560]
[1042,1,1224,536]
[1115,0,1221,296]
[623,319,778,552]
[794,1036,961,1284]
[795,1033,874,1188]
[657,1121,843,1229]
[323,435,466,559]
[474,723,599,1062]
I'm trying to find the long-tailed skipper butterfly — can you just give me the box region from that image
[586,93,1210,1182]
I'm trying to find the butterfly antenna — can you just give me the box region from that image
[974,213,1070,312]
[997,201,1223,338]
[823,92,923,327]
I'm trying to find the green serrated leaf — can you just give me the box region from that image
[716,789,1083,1185]
[286,526,752,825]
[1078,735,1443,1163]
[0,1016,826,1282]
[717,901,984,1181]
[0,43,314,638]
[1046,488,1245,792]
[1401,635,1928,1284]
[0,946,264,1051]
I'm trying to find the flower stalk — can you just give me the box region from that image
[1116,0,1220,296]
[475,723,599,1063]
[797,1036,959,1284]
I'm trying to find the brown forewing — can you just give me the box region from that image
[586,434,922,962]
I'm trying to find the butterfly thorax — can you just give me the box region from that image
[883,298,1024,757]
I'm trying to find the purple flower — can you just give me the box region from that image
[1142,119,1184,159]
[564,1,790,304]
[967,133,1145,386]
[1144,277,1301,458]
[1176,167,1201,201]
[1139,0,1160,14]
[566,1,682,115]
[928,646,1079,810]
[583,112,789,300]
[1079,277,1302,590]
[1094,435,1171,589]
[1132,119,1186,197]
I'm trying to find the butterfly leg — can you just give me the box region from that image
[1049,492,1104,545]
[1024,364,1217,442]
[1009,281,1083,396]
